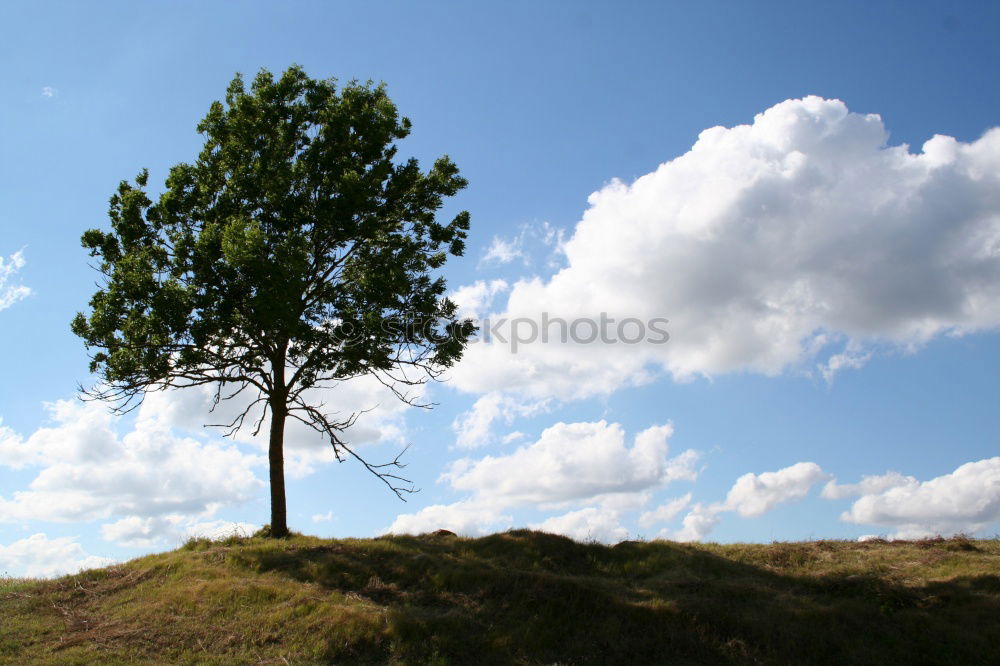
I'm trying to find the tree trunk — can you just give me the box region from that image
[268,400,289,537]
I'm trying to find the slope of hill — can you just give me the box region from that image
[1,530,998,664]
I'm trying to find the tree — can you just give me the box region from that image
[72,66,475,537]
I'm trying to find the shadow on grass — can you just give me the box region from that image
[228,530,1000,665]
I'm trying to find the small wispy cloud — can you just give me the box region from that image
[41,86,56,98]
[671,462,828,541]
[0,250,31,311]
[478,221,565,268]
[481,236,525,265]
[819,346,872,384]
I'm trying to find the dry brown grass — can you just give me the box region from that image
[1,531,998,664]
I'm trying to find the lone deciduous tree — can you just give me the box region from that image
[72,66,474,537]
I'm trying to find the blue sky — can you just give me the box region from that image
[2,1,999,576]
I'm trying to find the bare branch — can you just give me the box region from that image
[286,397,417,500]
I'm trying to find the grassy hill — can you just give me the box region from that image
[1,530,998,665]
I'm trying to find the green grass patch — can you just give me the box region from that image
[1,531,998,664]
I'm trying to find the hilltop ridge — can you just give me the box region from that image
[2,531,998,664]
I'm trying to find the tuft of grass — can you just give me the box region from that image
[1,532,998,664]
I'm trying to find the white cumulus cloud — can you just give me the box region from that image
[444,421,697,506]
[451,392,549,449]
[671,461,827,541]
[673,503,725,542]
[384,500,511,536]
[450,279,509,319]
[450,97,1000,401]
[0,534,114,578]
[139,373,413,477]
[821,470,912,500]
[99,516,258,548]
[389,420,697,538]
[0,400,264,535]
[839,457,1000,538]
[725,462,829,517]
[530,506,629,543]
[639,493,693,529]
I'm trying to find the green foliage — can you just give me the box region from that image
[74,65,473,395]
[1,533,998,664]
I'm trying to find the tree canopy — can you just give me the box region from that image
[72,66,475,537]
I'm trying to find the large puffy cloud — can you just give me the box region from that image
[1,366,424,547]
[387,420,698,539]
[443,421,697,506]
[0,400,263,540]
[838,457,1000,538]
[0,534,114,578]
[450,97,1000,400]
[0,250,31,311]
